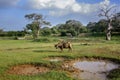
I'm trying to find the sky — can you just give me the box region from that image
[0,0,120,31]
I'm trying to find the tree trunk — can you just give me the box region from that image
[33,32,37,40]
[106,20,112,40]
[33,30,39,40]
[37,29,40,39]
[106,29,111,40]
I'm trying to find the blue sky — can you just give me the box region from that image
[0,0,120,31]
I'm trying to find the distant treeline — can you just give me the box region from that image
[0,13,120,37]
[0,31,25,37]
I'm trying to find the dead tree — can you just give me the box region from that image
[99,4,116,40]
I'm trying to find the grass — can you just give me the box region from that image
[0,36,120,80]
[107,69,120,80]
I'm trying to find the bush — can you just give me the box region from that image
[41,30,51,36]
[33,38,51,42]
[0,31,25,37]
[60,31,67,36]
[67,30,77,36]
[107,68,120,79]
[33,37,60,42]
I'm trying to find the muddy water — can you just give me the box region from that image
[73,61,119,80]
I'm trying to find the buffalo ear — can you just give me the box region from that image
[54,44,58,49]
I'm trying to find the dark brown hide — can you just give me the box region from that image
[55,41,72,51]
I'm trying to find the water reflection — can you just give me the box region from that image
[73,61,119,80]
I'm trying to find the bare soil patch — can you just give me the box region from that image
[7,64,49,75]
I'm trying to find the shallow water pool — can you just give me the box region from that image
[73,60,119,80]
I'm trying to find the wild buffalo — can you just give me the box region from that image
[54,41,72,51]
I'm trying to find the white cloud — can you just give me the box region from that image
[23,0,116,16]
[72,3,82,12]
[49,10,70,16]
[100,0,110,6]
[99,0,111,10]
[0,0,19,8]
[26,0,75,9]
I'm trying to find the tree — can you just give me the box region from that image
[112,12,120,33]
[99,3,116,40]
[79,26,88,33]
[57,20,85,36]
[0,28,3,33]
[25,13,50,39]
[51,26,59,34]
[66,20,83,36]
[87,22,97,32]
[26,22,39,39]
[41,27,52,36]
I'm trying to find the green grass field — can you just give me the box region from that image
[0,37,120,80]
